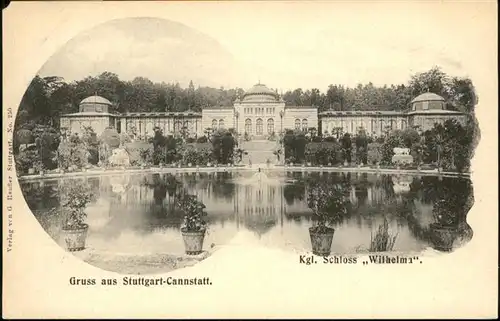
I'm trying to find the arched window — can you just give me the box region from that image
[245,118,252,134]
[328,121,334,132]
[219,119,224,129]
[302,119,308,131]
[183,120,190,132]
[401,119,406,130]
[174,120,182,133]
[267,118,274,134]
[256,118,263,135]
[295,119,301,130]
[390,119,396,130]
[212,119,218,130]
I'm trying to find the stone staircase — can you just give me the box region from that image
[240,140,278,165]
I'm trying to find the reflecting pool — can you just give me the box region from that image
[21,171,474,256]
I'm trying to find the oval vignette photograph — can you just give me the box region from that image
[13,16,480,276]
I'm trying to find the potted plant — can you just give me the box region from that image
[176,192,208,255]
[60,180,94,252]
[307,183,349,256]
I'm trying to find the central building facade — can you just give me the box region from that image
[203,83,317,140]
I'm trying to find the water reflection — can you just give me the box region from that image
[22,171,474,255]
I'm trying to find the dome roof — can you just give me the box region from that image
[411,92,445,104]
[241,83,278,102]
[80,95,112,106]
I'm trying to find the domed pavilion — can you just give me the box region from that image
[407,92,466,131]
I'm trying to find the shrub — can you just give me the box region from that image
[15,147,39,174]
[57,134,88,170]
[312,136,322,143]
[139,148,153,165]
[307,182,349,233]
[369,218,398,252]
[340,133,352,163]
[380,130,405,165]
[100,127,121,148]
[16,129,34,145]
[196,136,208,144]
[176,193,208,232]
[305,142,341,166]
[120,132,132,145]
[59,180,95,229]
[367,143,382,165]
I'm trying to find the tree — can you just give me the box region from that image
[408,66,451,99]
[341,133,352,163]
[355,130,368,165]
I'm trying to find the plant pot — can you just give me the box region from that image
[429,223,459,252]
[307,162,312,167]
[61,224,89,252]
[309,227,335,256]
[188,163,192,167]
[28,168,35,175]
[181,228,206,255]
[327,163,332,167]
[39,170,45,176]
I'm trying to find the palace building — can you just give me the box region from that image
[60,83,467,139]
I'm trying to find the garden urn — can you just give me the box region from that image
[188,163,192,167]
[62,224,89,252]
[181,228,206,255]
[429,223,459,252]
[28,168,35,175]
[309,227,335,256]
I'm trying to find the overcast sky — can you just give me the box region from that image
[37,1,492,92]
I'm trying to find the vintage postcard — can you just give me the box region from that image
[2,1,498,318]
